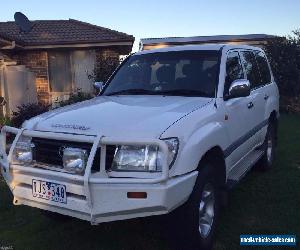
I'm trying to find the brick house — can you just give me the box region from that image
[0,19,134,105]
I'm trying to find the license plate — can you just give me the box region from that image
[32,179,67,204]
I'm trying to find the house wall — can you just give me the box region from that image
[2,65,37,116]
[96,48,119,60]
[0,63,4,117]
[9,47,121,104]
[12,51,50,104]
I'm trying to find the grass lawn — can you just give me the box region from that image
[1,114,299,250]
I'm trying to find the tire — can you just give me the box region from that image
[257,122,276,171]
[166,160,221,250]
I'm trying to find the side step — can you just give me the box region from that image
[227,149,264,188]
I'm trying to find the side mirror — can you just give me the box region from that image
[0,96,6,106]
[227,79,250,99]
[93,82,104,94]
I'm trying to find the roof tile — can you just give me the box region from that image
[0,19,134,46]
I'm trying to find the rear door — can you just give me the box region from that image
[254,50,273,142]
[240,50,268,145]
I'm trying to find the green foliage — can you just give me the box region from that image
[55,90,93,108]
[5,90,93,128]
[10,103,50,128]
[0,116,12,128]
[88,56,120,83]
[264,29,300,98]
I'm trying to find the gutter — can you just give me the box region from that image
[0,37,133,51]
[1,41,24,50]
[1,41,16,50]
[23,41,133,50]
[0,37,13,47]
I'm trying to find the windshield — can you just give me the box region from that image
[103,50,220,97]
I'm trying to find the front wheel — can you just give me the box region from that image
[166,161,221,250]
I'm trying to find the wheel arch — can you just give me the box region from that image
[167,121,230,177]
[197,146,226,187]
[269,110,277,122]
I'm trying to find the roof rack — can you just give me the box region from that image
[139,34,277,51]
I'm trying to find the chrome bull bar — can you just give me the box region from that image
[0,126,169,212]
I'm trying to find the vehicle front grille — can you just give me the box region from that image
[32,137,116,172]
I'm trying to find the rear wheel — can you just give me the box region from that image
[166,161,221,250]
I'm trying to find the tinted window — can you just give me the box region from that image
[103,51,219,97]
[224,51,244,95]
[240,51,261,89]
[255,51,271,84]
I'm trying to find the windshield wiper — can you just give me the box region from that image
[157,89,211,97]
[105,88,211,97]
[105,89,158,96]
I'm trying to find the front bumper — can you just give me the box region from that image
[0,126,197,224]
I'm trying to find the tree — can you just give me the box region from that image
[264,30,300,98]
[88,56,120,83]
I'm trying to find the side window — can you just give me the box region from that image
[240,51,261,89]
[255,51,271,84]
[224,51,244,95]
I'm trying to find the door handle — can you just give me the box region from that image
[247,102,254,109]
[264,94,269,100]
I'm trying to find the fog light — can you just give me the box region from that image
[63,147,88,174]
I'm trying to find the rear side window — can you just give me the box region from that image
[240,51,261,89]
[224,51,244,95]
[255,51,271,84]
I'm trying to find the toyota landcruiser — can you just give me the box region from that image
[0,44,279,249]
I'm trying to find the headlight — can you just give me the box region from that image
[13,136,34,164]
[111,138,179,172]
[63,147,88,174]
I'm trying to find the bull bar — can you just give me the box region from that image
[0,126,185,223]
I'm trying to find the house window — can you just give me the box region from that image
[48,51,72,92]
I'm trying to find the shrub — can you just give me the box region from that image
[11,103,50,128]
[55,90,93,108]
[0,116,12,128]
[0,116,14,143]
[7,90,94,128]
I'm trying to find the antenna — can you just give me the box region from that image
[14,12,32,33]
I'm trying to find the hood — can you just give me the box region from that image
[24,95,212,138]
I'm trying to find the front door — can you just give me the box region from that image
[223,50,258,169]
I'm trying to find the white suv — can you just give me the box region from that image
[0,44,279,249]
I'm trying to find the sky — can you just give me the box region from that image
[1,0,300,52]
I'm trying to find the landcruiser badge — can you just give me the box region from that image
[51,124,90,131]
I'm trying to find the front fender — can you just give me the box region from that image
[169,121,230,176]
